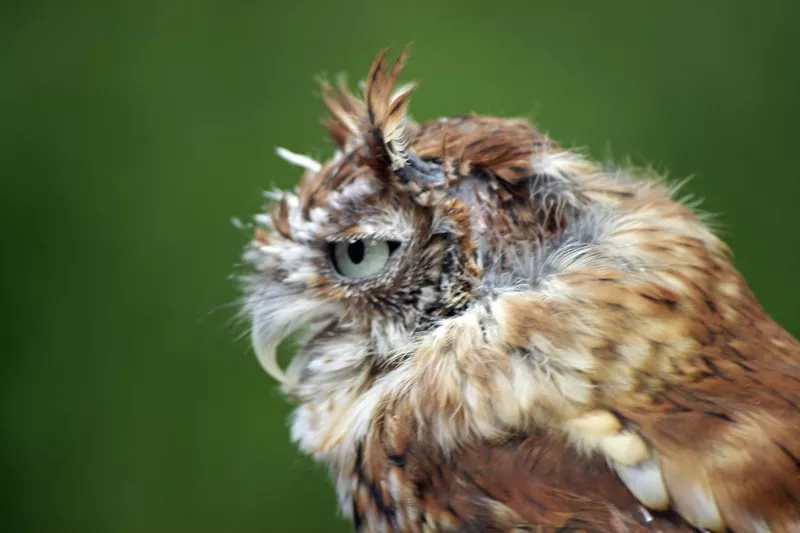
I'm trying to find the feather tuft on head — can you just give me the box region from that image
[319,46,427,183]
[363,46,416,174]
[320,74,365,150]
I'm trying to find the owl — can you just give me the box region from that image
[241,48,800,532]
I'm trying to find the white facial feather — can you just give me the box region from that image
[275,146,322,173]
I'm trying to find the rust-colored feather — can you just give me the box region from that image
[485,190,800,531]
[246,48,800,533]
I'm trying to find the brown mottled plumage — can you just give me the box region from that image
[241,48,800,532]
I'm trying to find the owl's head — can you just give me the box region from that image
[243,48,586,403]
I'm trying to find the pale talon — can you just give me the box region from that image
[615,459,669,510]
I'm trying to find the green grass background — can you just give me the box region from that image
[2,1,799,531]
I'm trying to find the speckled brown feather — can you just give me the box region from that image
[353,401,698,532]
[244,48,800,533]
[332,189,800,532]
[481,187,800,530]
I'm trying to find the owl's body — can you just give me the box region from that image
[242,49,800,532]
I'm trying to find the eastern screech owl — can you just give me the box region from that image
[240,48,800,532]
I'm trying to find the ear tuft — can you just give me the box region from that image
[363,46,416,173]
[318,46,417,174]
[320,74,365,149]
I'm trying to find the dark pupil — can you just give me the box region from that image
[347,241,365,264]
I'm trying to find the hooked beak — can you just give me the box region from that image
[249,291,339,387]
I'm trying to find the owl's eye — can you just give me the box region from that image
[331,239,401,278]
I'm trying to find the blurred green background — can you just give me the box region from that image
[2,1,799,532]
